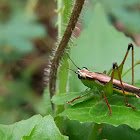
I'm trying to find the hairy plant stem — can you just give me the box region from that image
[49,0,85,99]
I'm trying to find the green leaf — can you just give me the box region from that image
[34,87,53,116]
[23,115,68,140]
[97,124,140,140]
[52,92,87,105]
[60,98,95,122]
[63,120,99,140]
[60,95,140,130]
[0,115,42,140]
[0,115,68,140]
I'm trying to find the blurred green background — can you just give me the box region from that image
[0,0,57,124]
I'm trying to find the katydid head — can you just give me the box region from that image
[77,67,90,79]
[63,66,89,80]
[66,54,90,79]
[65,57,96,89]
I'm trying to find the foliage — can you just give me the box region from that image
[0,115,68,140]
[0,0,140,140]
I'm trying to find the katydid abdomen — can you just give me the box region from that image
[79,70,140,97]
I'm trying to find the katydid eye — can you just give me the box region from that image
[78,74,83,79]
[82,67,88,70]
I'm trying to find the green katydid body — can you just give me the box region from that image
[77,68,140,97]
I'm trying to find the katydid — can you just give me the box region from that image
[66,43,140,115]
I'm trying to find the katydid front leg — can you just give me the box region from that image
[102,90,112,115]
[66,90,93,103]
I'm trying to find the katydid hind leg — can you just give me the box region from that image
[103,62,136,114]
[120,43,134,85]
[113,62,136,110]
[113,43,134,85]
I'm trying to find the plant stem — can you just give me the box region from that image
[49,0,85,99]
